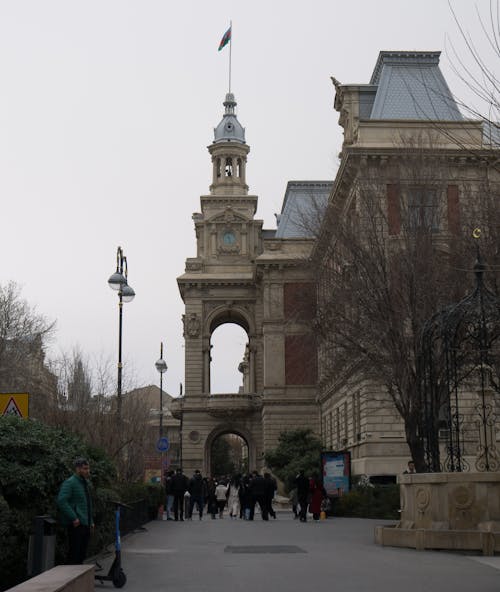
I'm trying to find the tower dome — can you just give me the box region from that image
[213,93,246,144]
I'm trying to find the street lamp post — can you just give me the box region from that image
[155,342,168,438]
[155,343,168,482]
[108,246,135,422]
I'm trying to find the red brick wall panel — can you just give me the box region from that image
[387,184,401,236]
[284,283,316,321]
[285,334,317,385]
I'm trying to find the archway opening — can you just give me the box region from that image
[210,322,248,394]
[210,433,248,478]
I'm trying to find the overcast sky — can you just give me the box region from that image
[0,1,494,397]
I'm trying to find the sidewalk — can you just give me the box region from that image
[95,514,500,592]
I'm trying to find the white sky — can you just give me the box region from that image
[0,0,493,396]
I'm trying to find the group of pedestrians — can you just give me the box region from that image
[164,468,278,521]
[290,470,327,522]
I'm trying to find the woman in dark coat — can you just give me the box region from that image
[206,477,218,519]
[309,474,325,521]
[239,474,252,519]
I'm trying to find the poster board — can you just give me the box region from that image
[321,450,351,497]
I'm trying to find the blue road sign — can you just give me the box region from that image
[156,436,170,452]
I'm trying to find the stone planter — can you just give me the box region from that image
[375,472,500,555]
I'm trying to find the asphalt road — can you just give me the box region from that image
[95,513,500,592]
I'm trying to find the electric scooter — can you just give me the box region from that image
[95,501,131,588]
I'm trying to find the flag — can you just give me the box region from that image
[218,26,231,51]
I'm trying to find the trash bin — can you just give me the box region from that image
[27,515,56,576]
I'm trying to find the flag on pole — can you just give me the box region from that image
[218,26,231,51]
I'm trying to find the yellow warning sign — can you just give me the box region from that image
[0,393,29,418]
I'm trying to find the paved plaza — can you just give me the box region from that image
[95,513,500,592]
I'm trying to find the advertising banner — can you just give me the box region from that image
[321,450,351,497]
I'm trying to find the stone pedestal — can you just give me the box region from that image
[375,472,500,555]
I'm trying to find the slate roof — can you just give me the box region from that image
[365,51,463,121]
[275,181,333,239]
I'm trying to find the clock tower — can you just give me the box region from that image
[175,93,265,474]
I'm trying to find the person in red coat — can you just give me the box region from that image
[309,474,326,521]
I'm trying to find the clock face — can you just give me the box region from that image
[223,232,236,245]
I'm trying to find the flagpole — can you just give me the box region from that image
[229,20,232,94]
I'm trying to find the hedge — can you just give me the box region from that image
[333,483,400,520]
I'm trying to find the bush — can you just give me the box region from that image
[333,483,400,519]
[0,416,116,590]
[0,416,166,590]
[265,429,323,492]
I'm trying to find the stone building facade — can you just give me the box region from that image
[173,50,499,480]
[315,51,500,478]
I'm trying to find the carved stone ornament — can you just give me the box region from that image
[415,487,431,511]
[183,313,201,338]
[218,227,240,254]
[186,261,202,272]
[189,430,200,443]
[224,207,235,223]
[452,485,474,510]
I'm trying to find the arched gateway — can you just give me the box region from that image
[170,93,326,475]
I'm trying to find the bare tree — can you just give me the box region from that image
[312,144,500,471]
[49,350,149,481]
[446,1,500,150]
[0,281,57,418]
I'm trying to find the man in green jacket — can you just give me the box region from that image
[57,458,94,564]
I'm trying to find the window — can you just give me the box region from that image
[407,187,439,231]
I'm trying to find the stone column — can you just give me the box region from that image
[249,345,256,393]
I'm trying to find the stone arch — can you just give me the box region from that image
[203,305,257,394]
[205,304,254,335]
[204,423,256,475]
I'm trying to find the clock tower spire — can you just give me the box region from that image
[208,93,250,197]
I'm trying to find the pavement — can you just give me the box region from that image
[95,512,500,592]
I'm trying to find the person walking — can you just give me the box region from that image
[188,470,207,520]
[171,468,189,521]
[289,487,299,519]
[309,473,326,521]
[206,477,218,519]
[227,475,241,519]
[215,480,228,518]
[295,470,310,522]
[263,473,277,519]
[57,458,94,565]
[239,474,252,519]
[164,470,175,520]
[249,471,268,520]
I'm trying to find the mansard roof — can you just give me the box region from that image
[366,51,463,121]
[275,181,333,239]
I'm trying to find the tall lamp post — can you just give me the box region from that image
[155,342,168,438]
[108,246,135,422]
[155,343,168,481]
